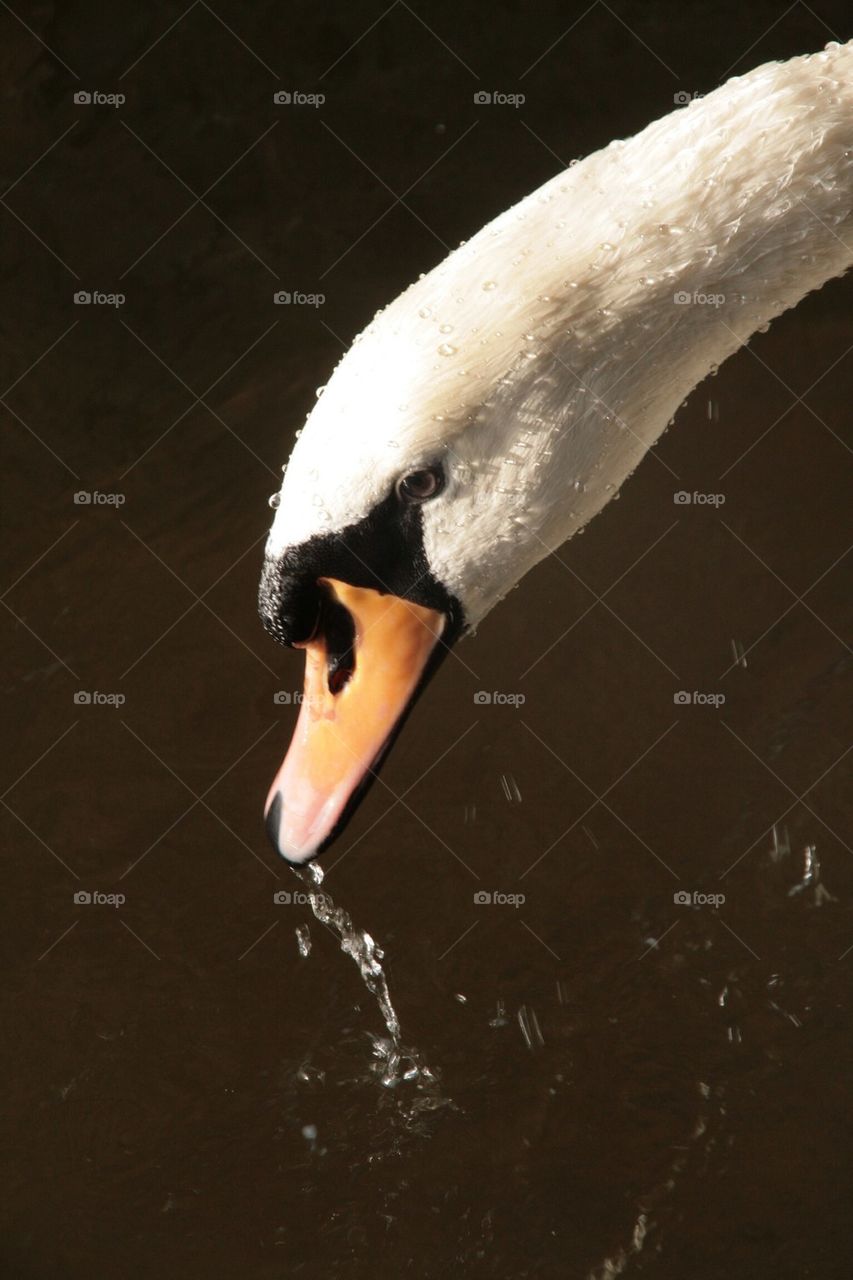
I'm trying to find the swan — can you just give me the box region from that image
[259,42,853,865]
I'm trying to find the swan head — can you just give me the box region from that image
[258,268,579,863]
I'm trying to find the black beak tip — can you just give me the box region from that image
[265,790,283,856]
[264,789,324,867]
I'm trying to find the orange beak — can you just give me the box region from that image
[264,578,446,864]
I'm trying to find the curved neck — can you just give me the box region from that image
[526,42,853,555]
[424,43,853,624]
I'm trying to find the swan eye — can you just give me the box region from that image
[397,466,444,502]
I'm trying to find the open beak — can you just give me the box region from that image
[264,578,447,864]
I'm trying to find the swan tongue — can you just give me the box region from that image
[264,578,445,864]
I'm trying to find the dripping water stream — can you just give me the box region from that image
[291,862,439,1092]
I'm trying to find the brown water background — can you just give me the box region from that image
[2,2,852,1276]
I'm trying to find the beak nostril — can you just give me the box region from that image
[328,663,353,696]
[318,584,357,697]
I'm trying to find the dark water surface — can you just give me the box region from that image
[2,3,852,1276]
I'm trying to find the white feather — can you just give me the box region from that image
[267,42,853,626]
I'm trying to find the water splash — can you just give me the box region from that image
[291,862,438,1089]
[787,843,837,905]
[500,772,522,803]
[517,1003,544,1051]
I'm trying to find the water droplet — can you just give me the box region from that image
[437,342,457,356]
[268,492,281,509]
[517,1004,544,1051]
[439,323,454,334]
[489,999,508,1028]
[297,1063,325,1086]
[482,280,497,291]
[500,773,522,803]
[418,306,432,319]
